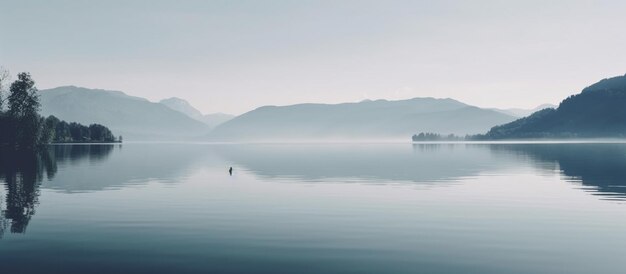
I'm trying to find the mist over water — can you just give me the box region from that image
[1,143,626,274]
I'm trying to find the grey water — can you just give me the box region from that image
[1,143,626,274]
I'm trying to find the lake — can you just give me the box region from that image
[1,142,626,274]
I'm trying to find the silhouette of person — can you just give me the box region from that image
[229,167,233,176]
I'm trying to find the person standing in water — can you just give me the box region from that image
[229,167,233,176]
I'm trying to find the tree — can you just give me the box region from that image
[54,120,71,142]
[39,116,59,144]
[68,122,89,141]
[7,73,41,149]
[89,124,115,142]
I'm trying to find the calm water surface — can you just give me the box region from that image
[1,143,626,273]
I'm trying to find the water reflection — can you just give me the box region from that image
[489,143,626,200]
[216,144,517,183]
[219,143,626,200]
[43,144,212,192]
[53,144,115,164]
[3,143,626,238]
[0,149,53,236]
[0,145,115,237]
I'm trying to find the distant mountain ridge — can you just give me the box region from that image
[209,97,517,141]
[159,97,234,128]
[40,86,210,140]
[491,104,557,117]
[484,73,626,139]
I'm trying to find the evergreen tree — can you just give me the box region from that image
[89,124,115,142]
[7,73,41,149]
[69,122,89,142]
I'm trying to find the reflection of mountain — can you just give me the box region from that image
[218,143,626,200]
[215,144,516,183]
[489,143,626,199]
[5,143,625,238]
[42,144,214,192]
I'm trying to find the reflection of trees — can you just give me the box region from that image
[0,149,53,236]
[53,144,114,165]
[489,144,626,199]
[0,145,114,237]
[411,143,460,153]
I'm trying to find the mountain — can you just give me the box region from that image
[491,104,557,117]
[159,97,234,128]
[200,113,235,128]
[209,97,517,141]
[39,86,210,140]
[483,73,626,139]
[159,97,204,121]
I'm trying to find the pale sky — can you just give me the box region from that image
[1,0,625,115]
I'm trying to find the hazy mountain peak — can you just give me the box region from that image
[160,97,187,103]
[490,103,556,118]
[159,97,204,120]
[534,103,557,109]
[159,97,235,128]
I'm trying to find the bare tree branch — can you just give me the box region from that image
[0,66,9,91]
[0,66,10,109]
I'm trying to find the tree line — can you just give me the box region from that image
[412,132,465,141]
[0,69,120,149]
